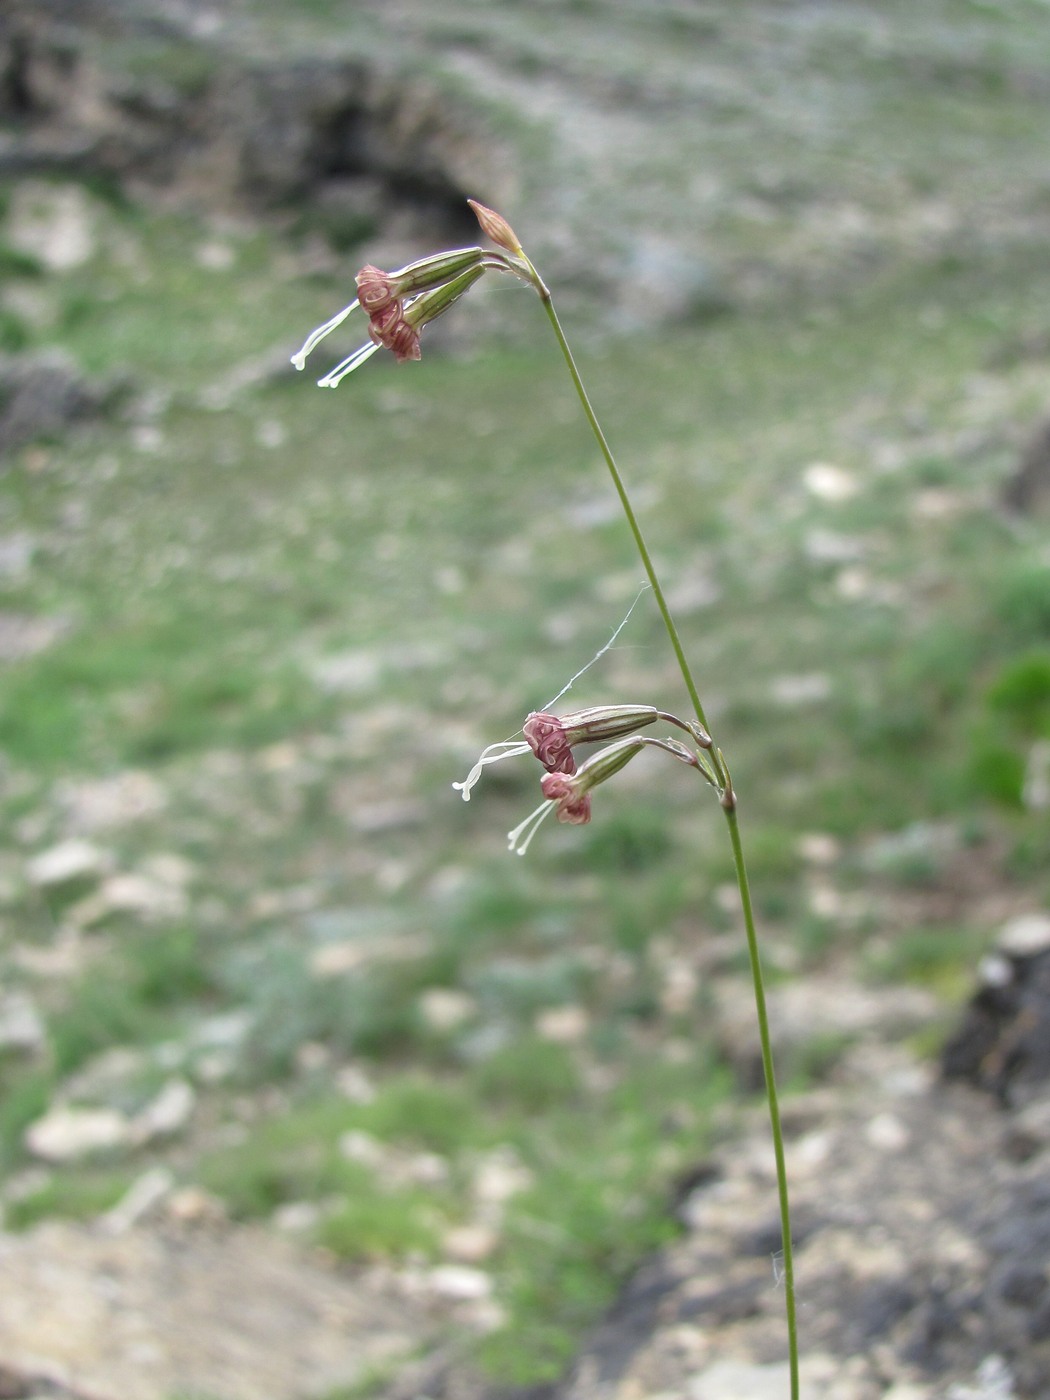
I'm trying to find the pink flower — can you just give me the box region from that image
[366,302,421,363]
[508,736,649,853]
[522,713,577,775]
[540,771,592,824]
[523,705,661,776]
[291,235,535,387]
[355,264,400,315]
[507,732,704,855]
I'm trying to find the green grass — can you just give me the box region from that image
[4,1166,133,1231]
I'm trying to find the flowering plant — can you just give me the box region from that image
[292,201,800,1399]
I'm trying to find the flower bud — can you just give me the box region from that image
[468,199,523,255]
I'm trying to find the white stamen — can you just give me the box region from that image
[452,740,531,801]
[507,797,555,856]
[290,299,360,371]
[317,340,382,387]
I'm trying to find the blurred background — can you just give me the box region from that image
[1,1,1049,1396]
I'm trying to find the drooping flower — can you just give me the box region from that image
[507,732,704,855]
[291,223,537,387]
[539,771,591,824]
[507,736,650,853]
[312,264,490,385]
[523,705,661,775]
[455,704,664,800]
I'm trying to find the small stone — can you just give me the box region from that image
[1022,739,1050,811]
[70,871,186,927]
[534,1004,590,1043]
[472,1147,533,1209]
[803,461,858,501]
[797,833,841,865]
[132,1079,195,1144]
[427,1265,492,1301]
[339,1130,386,1170]
[335,1064,376,1104]
[25,1104,131,1162]
[866,1112,910,1153]
[6,181,97,271]
[310,942,369,977]
[0,532,35,582]
[195,240,236,271]
[100,1167,174,1234]
[166,1186,227,1224]
[273,1201,322,1233]
[139,852,195,888]
[295,1041,331,1074]
[0,993,45,1055]
[418,988,475,1032]
[442,1224,499,1264]
[998,914,1050,959]
[56,770,167,833]
[804,529,865,564]
[26,840,109,890]
[807,883,845,920]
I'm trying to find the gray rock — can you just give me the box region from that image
[0,351,125,459]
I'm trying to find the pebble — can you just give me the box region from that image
[418,988,475,1032]
[100,1168,174,1234]
[26,840,109,890]
[803,461,858,501]
[25,1105,132,1163]
[0,993,45,1055]
[427,1265,492,1301]
[472,1147,533,1210]
[866,1112,910,1153]
[997,913,1050,959]
[534,1004,590,1043]
[70,871,186,927]
[442,1224,499,1264]
[132,1079,195,1144]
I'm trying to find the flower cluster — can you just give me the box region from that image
[509,731,701,854]
[290,203,533,387]
[453,703,702,854]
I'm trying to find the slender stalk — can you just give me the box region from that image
[534,291,712,738]
[534,279,800,1400]
[725,804,799,1391]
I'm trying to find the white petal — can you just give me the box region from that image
[507,798,555,856]
[318,340,382,387]
[290,299,360,370]
[452,741,531,801]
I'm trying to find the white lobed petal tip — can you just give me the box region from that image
[290,300,361,375]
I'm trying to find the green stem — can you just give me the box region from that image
[535,280,799,1400]
[725,804,799,1393]
[536,293,711,739]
